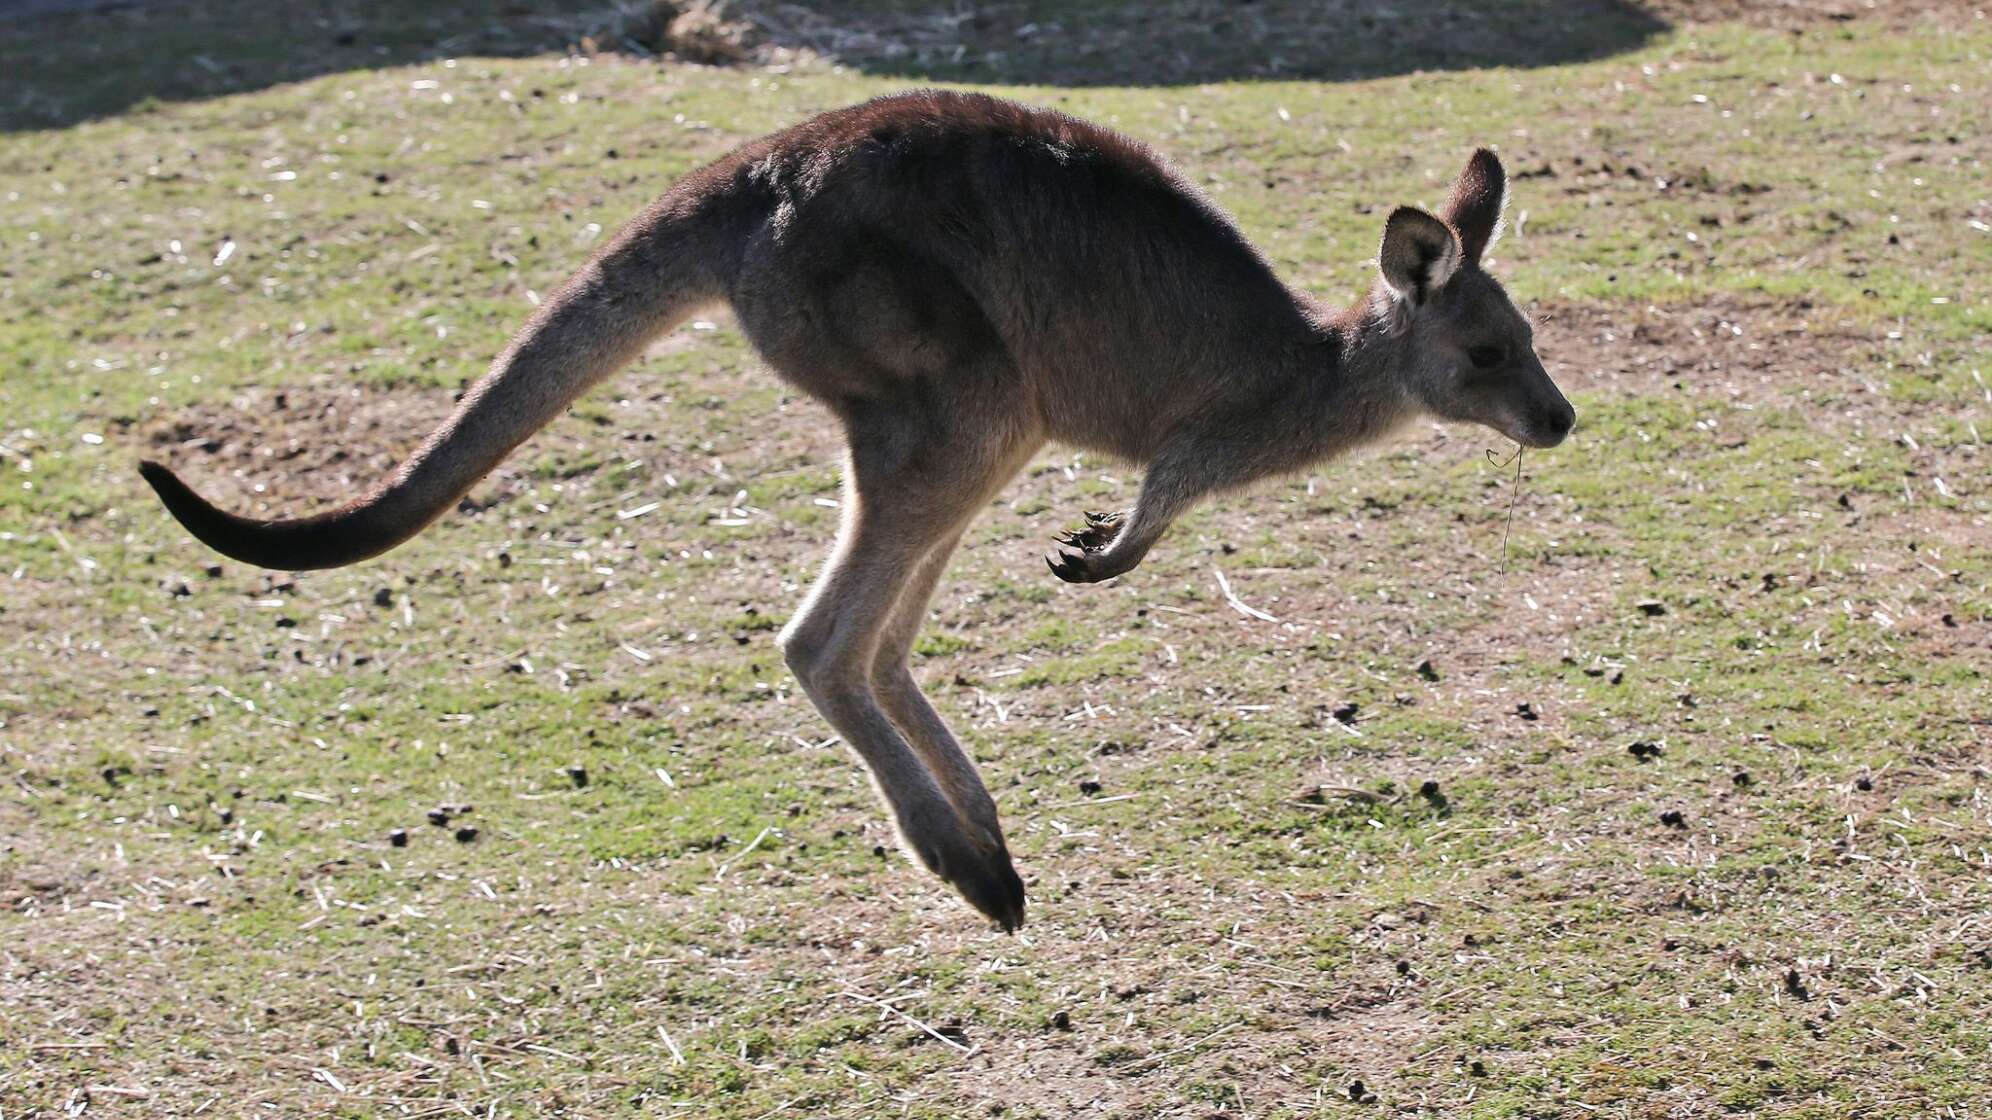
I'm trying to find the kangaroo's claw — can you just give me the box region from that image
[1072,510,1125,549]
[1046,550,1092,583]
[1047,511,1128,584]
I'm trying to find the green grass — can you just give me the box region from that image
[3,2,1990,1117]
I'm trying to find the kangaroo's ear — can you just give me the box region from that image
[1379,206,1462,304]
[1442,148,1507,264]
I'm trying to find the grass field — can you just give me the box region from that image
[2,1,1989,1116]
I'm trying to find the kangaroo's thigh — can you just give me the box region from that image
[735,228,1012,402]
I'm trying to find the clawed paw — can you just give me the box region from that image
[1060,510,1125,551]
[1046,511,1127,584]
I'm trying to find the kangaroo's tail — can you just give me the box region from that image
[140,202,726,571]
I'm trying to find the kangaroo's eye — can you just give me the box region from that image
[1467,346,1507,371]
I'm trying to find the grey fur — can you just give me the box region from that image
[141,91,1575,929]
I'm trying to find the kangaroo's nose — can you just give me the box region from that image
[1526,399,1575,448]
[1547,401,1576,441]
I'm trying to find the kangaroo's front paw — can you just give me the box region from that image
[1046,511,1128,584]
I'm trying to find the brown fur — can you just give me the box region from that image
[141,90,1574,929]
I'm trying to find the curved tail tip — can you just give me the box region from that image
[138,458,176,491]
[139,458,203,516]
[139,458,235,557]
[139,456,390,572]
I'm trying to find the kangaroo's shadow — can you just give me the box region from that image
[0,0,1671,134]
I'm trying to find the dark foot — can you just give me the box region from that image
[909,825,1028,931]
[1047,511,1128,584]
[948,844,1028,933]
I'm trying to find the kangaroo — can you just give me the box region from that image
[142,90,1574,931]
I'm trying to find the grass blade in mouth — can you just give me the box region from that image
[1486,443,1525,573]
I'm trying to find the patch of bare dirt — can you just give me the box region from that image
[133,364,787,521]
[0,801,111,915]
[1540,298,1901,415]
[140,378,460,513]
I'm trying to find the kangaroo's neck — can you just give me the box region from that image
[1282,292,1419,465]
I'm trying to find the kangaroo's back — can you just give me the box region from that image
[715,90,1325,458]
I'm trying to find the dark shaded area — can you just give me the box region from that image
[759,0,1670,88]
[0,0,609,132]
[1,0,1672,133]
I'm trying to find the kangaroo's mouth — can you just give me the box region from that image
[1513,423,1569,450]
[1499,404,1576,449]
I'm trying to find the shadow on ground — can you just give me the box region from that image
[0,0,1671,132]
[750,0,1669,88]
[0,0,611,132]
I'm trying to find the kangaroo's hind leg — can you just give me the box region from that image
[780,395,1038,929]
[870,526,1010,854]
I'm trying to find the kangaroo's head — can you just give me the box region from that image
[1372,150,1575,449]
